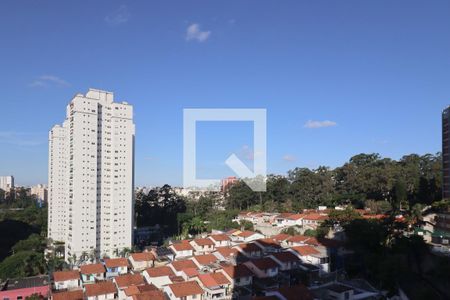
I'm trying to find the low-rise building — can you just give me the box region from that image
[244,257,279,279]
[0,275,49,300]
[53,270,81,290]
[143,266,175,289]
[163,280,204,300]
[84,281,117,300]
[129,252,155,272]
[104,258,129,278]
[114,273,146,300]
[208,234,231,247]
[190,238,215,255]
[195,272,231,300]
[169,241,194,258]
[80,263,106,284]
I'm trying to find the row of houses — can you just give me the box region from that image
[0,229,379,300]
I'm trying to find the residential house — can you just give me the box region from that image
[264,284,314,300]
[129,252,155,272]
[284,214,305,227]
[190,238,215,255]
[113,273,146,300]
[235,231,265,243]
[143,266,175,289]
[52,289,84,300]
[254,238,283,253]
[244,258,279,278]
[163,281,204,300]
[219,265,253,288]
[289,246,329,272]
[123,285,165,300]
[234,243,263,258]
[53,270,81,290]
[104,258,129,278]
[195,272,231,300]
[169,240,194,258]
[213,247,240,263]
[192,254,218,269]
[169,260,198,277]
[269,252,301,271]
[80,263,106,284]
[84,281,117,300]
[208,234,231,247]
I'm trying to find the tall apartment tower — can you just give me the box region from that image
[48,89,135,260]
[443,106,450,199]
[0,176,14,191]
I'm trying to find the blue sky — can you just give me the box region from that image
[0,0,450,186]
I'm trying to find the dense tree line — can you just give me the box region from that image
[226,153,442,211]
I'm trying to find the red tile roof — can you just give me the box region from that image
[270,252,301,263]
[249,257,279,270]
[303,213,328,221]
[271,233,291,242]
[130,252,155,262]
[171,241,194,251]
[192,238,215,246]
[85,281,117,297]
[291,245,320,256]
[124,284,157,297]
[209,234,230,242]
[182,268,200,278]
[145,266,175,277]
[287,235,310,243]
[197,272,230,288]
[53,270,80,282]
[171,260,198,272]
[114,273,145,288]
[167,281,203,298]
[236,243,262,253]
[132,290,165,300]
[104,258,128,268]
[287,213,306,220]
[52,289,83,300]
[221,264,253,278]
[255,238,282,248]
[215,246,239,258]
[80,263,105,275]
[238,230,258,238]
[193,254,217,265]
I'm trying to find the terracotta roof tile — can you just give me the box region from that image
[52,289,83,300]
[104,258,128,268]
[221,264,253,278]
[192,238,215,246]
[287,235,310,243]
[238,230,258,238]
[193,254,217,265]
[53,270,80,282]
[249,257,279,270]
[290,245,320,256]
[80,263,105,275]
[171,260,198,272]
[270,252,301,263]
[271,233,291,242]
[145,266,175,277]
[85,281,117,297]
[114,273,145,288]
[171,241,194,251]
[215,246,239,258]
[236,243,262,253]
[209,234,230,242]
[167,281,203,298]
[197,272,230,288]
[132,290,165,300]
[130,252,155,262]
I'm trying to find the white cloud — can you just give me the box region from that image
[304,120,337,129]
[282,154,296,162]
[186,23,211,42]
[29,75,70,88]
[105,5,130,26]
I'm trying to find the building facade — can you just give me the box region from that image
[31,184,48,206]
[48,88,135,260]
[0,175,14,191]
[443,106,450,199]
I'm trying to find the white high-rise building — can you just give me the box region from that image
[48,88,135,260]
[0,176,14,191]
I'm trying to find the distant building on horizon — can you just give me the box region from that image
[221,176,238,193]
[48,88,135,261]
[0,175,14,191]
[30,184,48,206]
[443,107,450,199]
